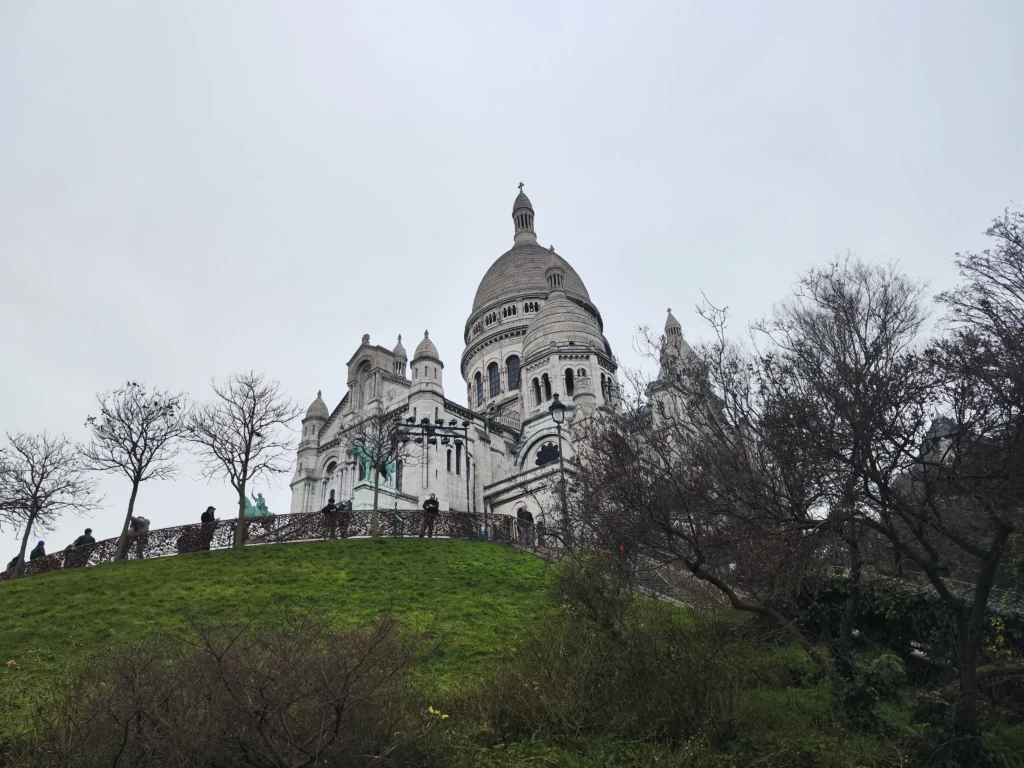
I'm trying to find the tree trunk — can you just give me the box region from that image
[13,509,37,578]
[953,526,1014,734]
[372,467,380,536]
[114,481,141,562]
[837,532,864,677]
[234,480,247,548]
[955,653,980,735]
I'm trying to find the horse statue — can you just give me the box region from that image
[243,492,273,518]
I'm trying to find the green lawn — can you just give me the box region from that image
[0,538,551,698]
[3,539,1020,767]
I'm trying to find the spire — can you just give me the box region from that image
[665,308,683,340]
[512,183,536,244]
[657,308,691,383]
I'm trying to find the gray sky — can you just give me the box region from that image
[2,1,1022,552]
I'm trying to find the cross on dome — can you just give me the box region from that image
[518,181,524,193]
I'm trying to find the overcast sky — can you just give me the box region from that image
[1,1,1021,553]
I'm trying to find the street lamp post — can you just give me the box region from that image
[548,394,570,547]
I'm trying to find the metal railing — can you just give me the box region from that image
[1,510,561,582]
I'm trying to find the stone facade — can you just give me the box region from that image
[290,188,645,529]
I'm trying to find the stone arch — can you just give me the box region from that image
[519,433,568,472]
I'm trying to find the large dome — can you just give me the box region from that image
[471,242,591,316]
[522,290,606,361]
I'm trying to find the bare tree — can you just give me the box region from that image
[347,400,410,535]
[843,209,1024,734]
[0,432,100,577]
[81,382,191,561]
[188,372,302,548]
[571,330,842,678]
[571,258,932,683]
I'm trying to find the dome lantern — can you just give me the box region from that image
[512,182,537,245]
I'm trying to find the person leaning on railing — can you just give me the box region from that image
[128,516,150,559]
[338,499,353,538]
[200,506,217,550]
[64,528,96,568]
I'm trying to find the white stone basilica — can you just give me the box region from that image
[289,187,685,527]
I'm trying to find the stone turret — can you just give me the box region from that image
[291,391,328,512]
[393,335,408,377]
[571,367,597,419]
[658,308,692,383]
[411,331,444,395]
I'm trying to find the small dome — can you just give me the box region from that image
[513,190,533,212]
[523,293,606,361]
[413,330,441,362]
[393,334,407,359]
[665,308,682,333]
[305,391,329,420]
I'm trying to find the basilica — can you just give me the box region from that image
[289,187,685,527]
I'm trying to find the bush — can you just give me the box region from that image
[466,554,743,746]
[839,652,907,730]
[6,605,442,767]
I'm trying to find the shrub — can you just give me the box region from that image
[466,554,743,746]
[7,604,441,767]
[839,652,907,730]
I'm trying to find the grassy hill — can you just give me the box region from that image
[0,538,549,696]
[3,539,1022,767]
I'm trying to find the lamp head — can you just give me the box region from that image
[549,393,566,424]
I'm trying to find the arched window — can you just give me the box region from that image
[532,377,541,407]
[565,368,575,397]
[542,373,552,401]
[358,461,366,482]
[357,362,373,408]
[447,449,452,472]
[506,355,521,391]
[475,372,483,406]
[488,362,500,398]
[600,372,607,401]
[455,442,462,475]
